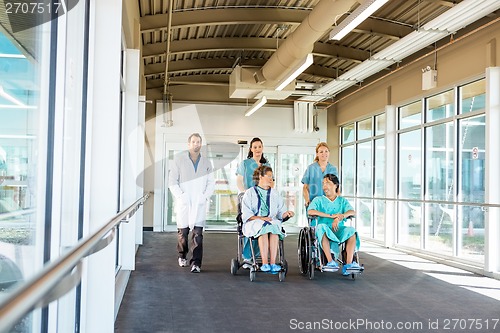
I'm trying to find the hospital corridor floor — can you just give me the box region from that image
[115,232,500,333]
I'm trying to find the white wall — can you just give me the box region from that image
[155,102,327,145]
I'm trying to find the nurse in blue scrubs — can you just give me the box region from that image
[301,142,338,207]
[236,137,270,191]
[236,137,270,264]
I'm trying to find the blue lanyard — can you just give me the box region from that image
[253,186,271,217]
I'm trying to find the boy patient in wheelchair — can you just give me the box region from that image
[241,165,294,273]
[307,174,362,275]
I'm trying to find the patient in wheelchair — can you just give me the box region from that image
[307,174,362,275]
[241,165,294,273]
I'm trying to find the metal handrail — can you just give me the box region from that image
[0,208,36,221]
[343,195,500,209]
[0,192,152,333]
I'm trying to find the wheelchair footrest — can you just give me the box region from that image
[321,266,339,272]
[345,265,364,273]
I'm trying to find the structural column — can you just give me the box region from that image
[81,0,123,331]
[384,105,397,248]
[121,48,141,270]
[485,67,500,274]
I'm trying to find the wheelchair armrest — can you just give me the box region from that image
[306,215,318,227]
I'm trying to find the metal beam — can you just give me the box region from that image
[140,8,306,32]
[142,37,277,58]
[139,7,411,41]
[142,37,370,62]
[145,58,266,76]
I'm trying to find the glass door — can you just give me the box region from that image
[276,146,315,231]
[163,142,243,231]
[160,142,314,232]
[204,143,242,229]
[162,142,184,231]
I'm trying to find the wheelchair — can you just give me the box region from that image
[230,193,288,282]
[298,216,363,280]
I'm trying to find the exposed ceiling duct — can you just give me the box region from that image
[229,0,358,101]
[256,0,357,87]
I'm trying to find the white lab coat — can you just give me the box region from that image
[168,152,215,228]
[241,187,286,237]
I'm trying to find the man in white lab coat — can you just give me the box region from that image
[168,133,215,273]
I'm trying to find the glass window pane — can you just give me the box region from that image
[426,90,454,121]
[399,130,422,200]
[425,203,453,255]
[356,198,372,237]
[458,204,484,263]
[399,101,422,129]
[375,114,386,135]
[374,199,385,241]
[424,122,454,254]
[459,115,484,263]
[0,31,43,271]
[341,145,355,196]
[357,141,372,197]
[357,118,372,140]
[460,79,485,114]
[374,138,385,197]
[0,20,48,332]
[398,130,422,248]
[342,123,355,144]
[460,115,485,203]
[356,141,373,237]
[425,122,454,202]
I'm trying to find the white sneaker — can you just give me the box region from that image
[242,259,252,269]
[178,258,188,267]
[191,265,201,273]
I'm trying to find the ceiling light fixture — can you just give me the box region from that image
[275,54,314,91]
[329,0,389,41]
[307,0,500,102]
[245,96,267,116]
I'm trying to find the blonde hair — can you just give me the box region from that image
[313,142,329,162]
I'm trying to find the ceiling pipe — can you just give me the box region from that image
[163,0,174,96]
[162,0,174,126]
[255,0,358,87]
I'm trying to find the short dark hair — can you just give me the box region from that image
[323,173,339,185]
[188,133,202,143]
[252,165,273,185]
[324,173,340,192]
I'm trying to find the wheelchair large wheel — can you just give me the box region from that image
[298,228,310,275]
[279,270,286,282]
[230,258,239,275]
[306,229,315,280]
[307,246,315,278]
[283,259,288,276]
